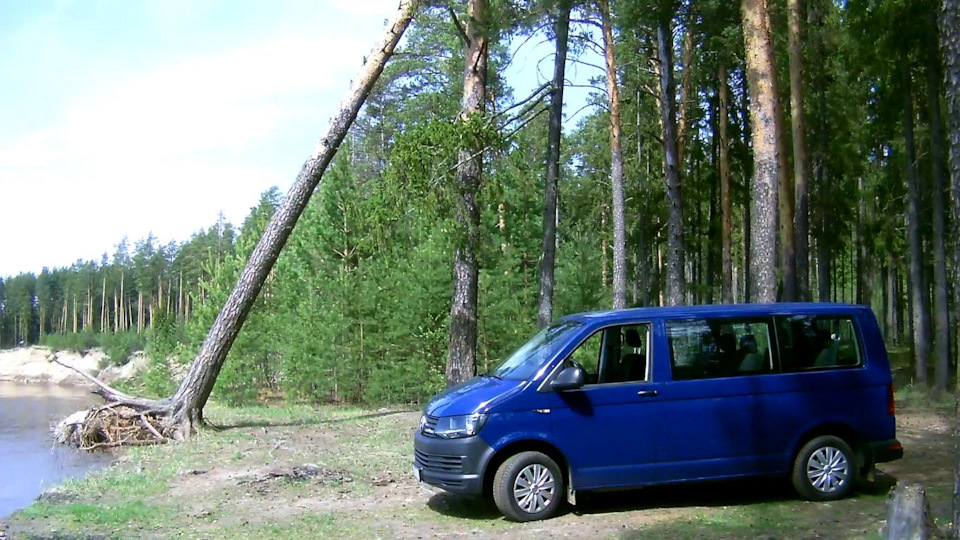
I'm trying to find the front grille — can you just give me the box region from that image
[414,449,464,474]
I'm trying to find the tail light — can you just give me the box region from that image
[887,384,896,416]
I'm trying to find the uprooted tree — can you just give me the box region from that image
[56,0,420,447]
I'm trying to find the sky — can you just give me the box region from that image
[0,0,599,278]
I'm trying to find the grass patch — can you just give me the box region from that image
[8,396,955,539]
[895,383,957,412]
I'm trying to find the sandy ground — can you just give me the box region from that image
[0,347,146,386]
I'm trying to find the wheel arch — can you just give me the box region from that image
[791,423,864,470]
[482,439,569,497]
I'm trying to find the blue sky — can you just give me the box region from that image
[0,1,599,277]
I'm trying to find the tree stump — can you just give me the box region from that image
[884,483,943,539]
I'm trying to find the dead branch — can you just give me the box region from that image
[139,415,166,441]
[447,6,469,45]
[50,356,135,401]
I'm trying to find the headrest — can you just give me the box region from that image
[624,328,643,348]
[739,334,758,353]
[718,333,736,353]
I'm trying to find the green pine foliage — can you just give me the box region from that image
[3,0,958,399]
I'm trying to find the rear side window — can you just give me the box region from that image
[667,318,775,380]
[776,315,862,371]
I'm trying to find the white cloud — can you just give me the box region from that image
[0,22,382,276]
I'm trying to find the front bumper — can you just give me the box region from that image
[413,431,495,495]
[866,439,904,464]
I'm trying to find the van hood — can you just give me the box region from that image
[425,376,526,417]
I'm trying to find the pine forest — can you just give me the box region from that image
[2,0,959,406]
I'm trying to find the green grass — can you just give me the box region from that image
[895,383,957,412]
[7,396,956,539]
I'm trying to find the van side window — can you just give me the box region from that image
[776,316,862,371]
[667,318,774,380]
[566,332,602,384]
[564,324,651,385]
[598,324,650,384]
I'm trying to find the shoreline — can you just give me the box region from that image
[0,347,146,388]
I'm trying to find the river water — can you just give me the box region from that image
[0,382,113,518]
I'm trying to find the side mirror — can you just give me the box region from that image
[551,366,585,391]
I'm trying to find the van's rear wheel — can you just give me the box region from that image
[492,451,564,522]
[792,435,855,501]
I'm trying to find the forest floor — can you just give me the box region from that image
[4,387,957,539]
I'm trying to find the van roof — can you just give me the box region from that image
[560,302,870,324]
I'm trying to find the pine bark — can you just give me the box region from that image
[741,0,781,303]
[941,0,960,396]
[677,22,694,169]
[900,58,931,385]
[168,0,420,433]
[927,19,951,392]
[788,0,811,301]
[599,0,628,310]
[657,15,685,307]
[777,100,796,302]
[719,64,734,304]
[446,0,488,386]
[538,0,571,328]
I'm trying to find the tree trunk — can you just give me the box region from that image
[168,0,420,435]
[719,64,734,304]
[884,483,942,539]
[100,276,107,332]
[856,175,874,307]
[777,100,796,302]
[677,20,694,170]
[901,58,931,386]
[446,0,488,386]
[942,27,960,526]
[538,0,571,329]
[599,0,628,310]
[741,0,781,303]
[940,0,960,396]
[657,15,685,307]
[928,12,951,392]
[789,0,811,301]
[119,272,125,331]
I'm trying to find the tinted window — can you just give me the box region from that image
[776,315,862,371]
[667,317,774,380]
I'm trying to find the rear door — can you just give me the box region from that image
[656,316,783,483]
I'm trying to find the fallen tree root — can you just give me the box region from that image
[56,404,172,449]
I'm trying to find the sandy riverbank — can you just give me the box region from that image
[0,347,146,386]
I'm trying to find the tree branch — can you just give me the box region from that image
[493,82,552,121]
[50,356,137,401]
[448,6,469,45]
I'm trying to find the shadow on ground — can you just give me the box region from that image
[424,473,899,524]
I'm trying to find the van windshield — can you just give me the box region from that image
[491,321,582,381]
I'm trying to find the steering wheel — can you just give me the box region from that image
[568,359,585,373]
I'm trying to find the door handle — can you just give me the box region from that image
[637,390,659,397]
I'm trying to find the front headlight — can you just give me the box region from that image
[433,413,489,439]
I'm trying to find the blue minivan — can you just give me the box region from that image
[413,303,902,521]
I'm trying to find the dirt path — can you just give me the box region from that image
[6,403,956,539]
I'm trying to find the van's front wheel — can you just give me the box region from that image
[792,435,855,501]
[492,451,564,522]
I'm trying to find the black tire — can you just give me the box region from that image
[791,435,856,501]
[492,451,564,522]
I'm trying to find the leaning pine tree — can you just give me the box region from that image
[55,0,420,446]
